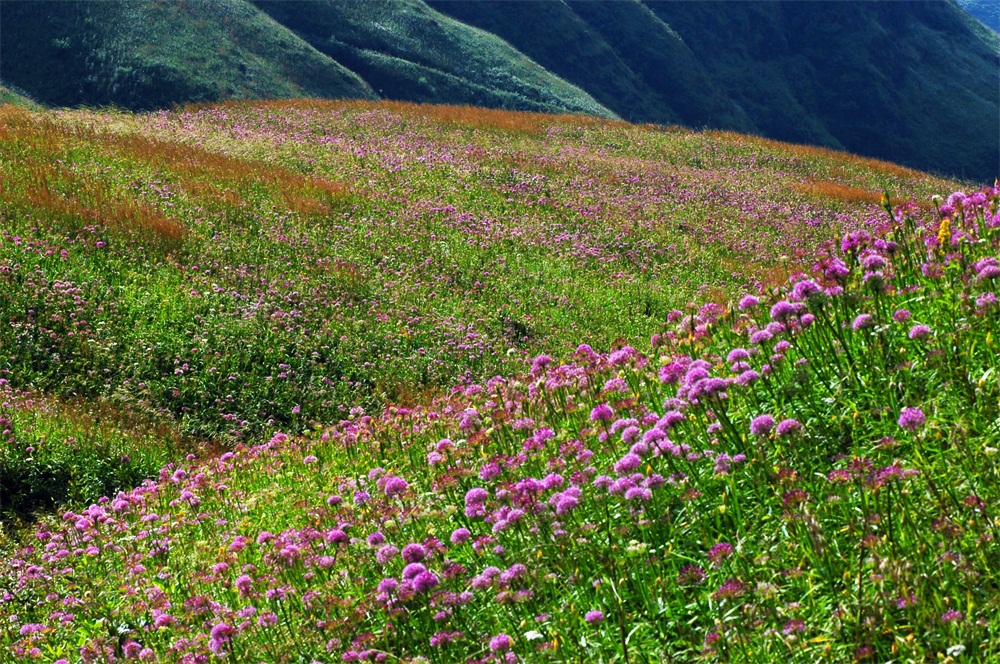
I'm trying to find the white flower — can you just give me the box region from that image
[946,644,966,657]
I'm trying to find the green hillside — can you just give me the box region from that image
[0,0,375,110]
[0,83,34,107]
[1,1,997,181]
[250,0,614,118]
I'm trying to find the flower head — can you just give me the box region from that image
[940,609,963,624]
[750,414,775,436]
[776,418,802,437]
[898,407,925,432]
[383,475,408,498]
[402,543,427,563]
[590,404,614,422]
[707,542,734,566]
[852,314,874,331]
[489,633,513,652]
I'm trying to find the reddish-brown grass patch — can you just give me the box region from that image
[706,130,927,180]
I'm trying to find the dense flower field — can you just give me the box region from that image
[0,101,956,516]
[2,170,997,663]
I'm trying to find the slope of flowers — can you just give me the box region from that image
[3,189,997,662]
[0,100,959,514]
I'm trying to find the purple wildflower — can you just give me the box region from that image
[707,542,733,566]
[413,571,440,593]
[677,565,706,586]
[782,619,807,635]
[726,348,750,363]
[860,253,887,271]
[584,610,605,625]
[750,414,775,436]
[383,476,408,498]
[791,279,822,301]
[465,487,489,506]
[908,324,932,340]
[770,300,799,322]
[776,419,802,437]
[209,623,235,653]
[402,543,427,563]
[852,314,874,331]
[712,578,748,600]
[590,404,614,422]
[376,545,399,565]
[940,609,963,624]
[624,486,652,502]
[235,574,253,597]
[898,407,925,432]
[614,453,642,475]
[489,633,513,652]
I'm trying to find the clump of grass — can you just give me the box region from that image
[1,187,996,662]
[0,385,181,524]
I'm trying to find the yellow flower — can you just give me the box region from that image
[937,218,951,249]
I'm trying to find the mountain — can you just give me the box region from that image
[431,0,1000,182]
[958,0,1000,32]
[641,1,1000,183]
[425,0,753,130]
[249,0,613,118]
[0,0,375,110]
[1,0,997,180]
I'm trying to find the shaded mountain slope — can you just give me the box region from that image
[435,0,998,181]
[428,0,754,131]
[0,0,375,110]
[250,0,613,118]
[644,0,1000,181]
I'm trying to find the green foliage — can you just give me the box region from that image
[0,395,177,522]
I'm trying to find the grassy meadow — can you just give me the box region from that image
[0,100,996,662]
